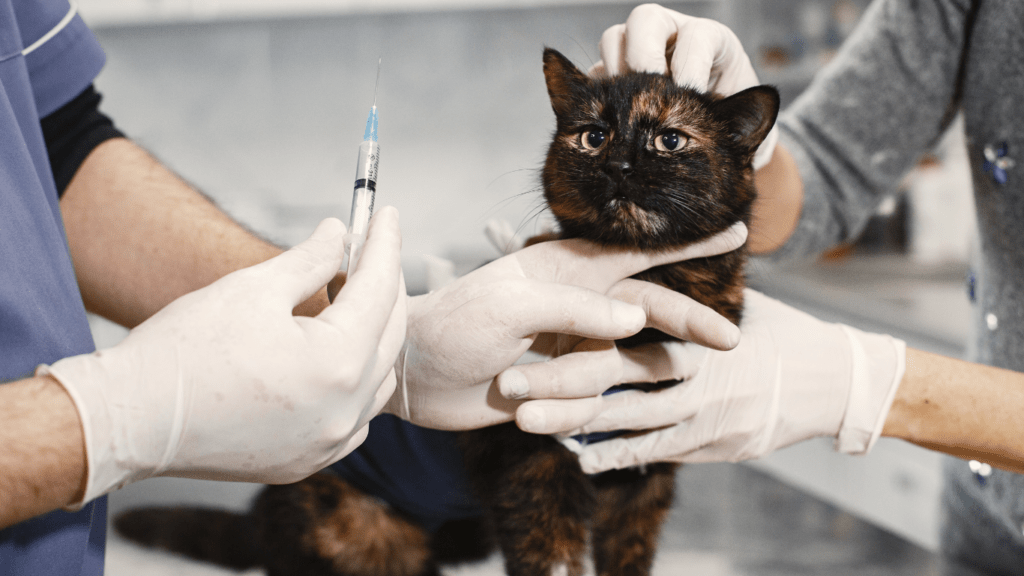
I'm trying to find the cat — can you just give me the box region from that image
[455,49,778,576]
[113,47,779,576]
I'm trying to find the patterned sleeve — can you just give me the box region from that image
[769,0,973,260]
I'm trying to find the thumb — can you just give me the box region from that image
[514,221,747,294]
[253,218,347,308]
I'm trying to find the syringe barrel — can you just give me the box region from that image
[349,140,380,236]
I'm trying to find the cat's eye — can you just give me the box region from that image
[580,129,607,150]
[654,131,688,152]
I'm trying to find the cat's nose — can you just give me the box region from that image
[604,160,633,182]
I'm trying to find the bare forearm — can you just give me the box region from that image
[749,144,803,255]
[59,138,332,327]
[884,348,1024,475]
[0,376,86,529]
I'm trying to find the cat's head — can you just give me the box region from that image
[541,48,779,248]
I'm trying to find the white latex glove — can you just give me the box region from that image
[39,210,405,505]
[593,3,778,169]
[516,290,906,473]
[383,222,748,431]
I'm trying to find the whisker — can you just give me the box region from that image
[663,192,706,222]
[478,184,545,223]
[514,201,553,242]
[484,167,539,191]
[562,35,596,70]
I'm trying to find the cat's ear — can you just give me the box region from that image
[543,48,589,118]
[711,86,781,158]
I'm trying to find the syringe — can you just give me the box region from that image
[343,61,381,276]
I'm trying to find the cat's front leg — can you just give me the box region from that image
[590,463,677,576]
[459,424,595,576]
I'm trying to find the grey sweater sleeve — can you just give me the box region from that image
[770,0,974,260]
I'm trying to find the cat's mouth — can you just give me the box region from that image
[605,197,668,237]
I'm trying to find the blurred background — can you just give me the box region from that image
[76,0,976,573]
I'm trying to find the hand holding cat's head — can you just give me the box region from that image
[588,4,778,169]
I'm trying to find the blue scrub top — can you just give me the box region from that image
[329,415,483,532]
[0,1,107,574]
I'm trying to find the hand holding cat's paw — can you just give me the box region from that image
[593,4,778,169]
[500,286,740,410]
[495,222,744,412]
[385,225,746,431]
[512,339,709,434]
[40,212,406,504]
[518,290,907,472]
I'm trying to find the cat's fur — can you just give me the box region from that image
[113,48,779,576]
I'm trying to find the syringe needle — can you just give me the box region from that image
[372,57,381,108]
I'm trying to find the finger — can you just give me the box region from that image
[684,220,749,256]
[576,429,687,473]
[516,221,747,294]
[609,279,739,350]
[680,20,755,96]
[618,340,709,384]
[573,378,704,434]
[598,24,628,76]
[668,17,719,91]
[498,339,621,400]
[510,281,646,339]
[515,396,604,434]
[319,207,402,354]
[251,218,347,308]
[623,4,678,75]
[514,340,710,423]
[577,436,644,473]
[672,18,759,96]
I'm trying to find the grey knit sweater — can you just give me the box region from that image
[773,0,1024,570]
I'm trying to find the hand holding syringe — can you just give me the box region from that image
[343,61,381,276]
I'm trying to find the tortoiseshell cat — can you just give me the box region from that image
[113,48,778,576]
[456,49,778,576]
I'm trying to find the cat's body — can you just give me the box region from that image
[114,49,779,576]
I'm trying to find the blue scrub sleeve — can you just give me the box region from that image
[14,1,105,116]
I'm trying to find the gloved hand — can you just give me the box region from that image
[383,222,748,430]
[593,3,778,169]
[516,290,906,473]
[39,210,405,505]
